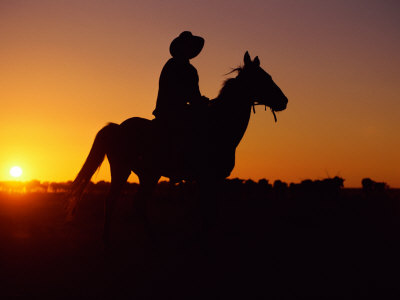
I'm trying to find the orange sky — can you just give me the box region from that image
[1,1,399,187]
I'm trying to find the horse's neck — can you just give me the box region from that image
[230,100,252,149]
[214,78,252,149]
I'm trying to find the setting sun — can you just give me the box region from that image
[10,166,23,178]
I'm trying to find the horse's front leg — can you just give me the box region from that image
[199,179,223,233]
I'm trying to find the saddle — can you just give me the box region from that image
[151,113,208,179]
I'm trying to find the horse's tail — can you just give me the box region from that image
[66,123,119,220]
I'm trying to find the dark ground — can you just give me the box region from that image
[1,185,400,299]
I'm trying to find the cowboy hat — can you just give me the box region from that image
[169,31,204,59]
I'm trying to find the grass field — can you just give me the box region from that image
[1,186,400,299]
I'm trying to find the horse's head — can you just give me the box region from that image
[240,51,288,114]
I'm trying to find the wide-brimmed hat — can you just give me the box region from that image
[169,31,204,59]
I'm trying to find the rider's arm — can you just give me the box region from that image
[188,67,209,107]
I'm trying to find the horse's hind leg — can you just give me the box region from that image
[103,164,130,247]
[134,174,160,227]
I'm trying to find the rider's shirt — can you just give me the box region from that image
[152,57,203,121]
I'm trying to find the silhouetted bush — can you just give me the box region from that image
[362,178,388,194]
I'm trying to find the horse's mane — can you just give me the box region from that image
[216,66,243,100]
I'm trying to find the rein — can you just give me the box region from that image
[252,103,277,123]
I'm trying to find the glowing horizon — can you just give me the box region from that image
[1,1,399,187]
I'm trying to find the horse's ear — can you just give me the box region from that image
[244,51,251,65]
[253,56,260,66]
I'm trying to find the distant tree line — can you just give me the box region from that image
[0,177,390,197]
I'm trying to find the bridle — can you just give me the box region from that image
[252,102,277,123]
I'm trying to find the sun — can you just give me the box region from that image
[10,166,23,178]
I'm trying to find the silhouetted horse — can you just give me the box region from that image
[67,52,288,244]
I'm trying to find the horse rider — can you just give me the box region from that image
[152,31,209,174]
[153,31,209,130]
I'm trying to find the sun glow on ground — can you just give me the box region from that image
[10,166,23,178]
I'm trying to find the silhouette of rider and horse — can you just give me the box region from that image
[67,31,288,244]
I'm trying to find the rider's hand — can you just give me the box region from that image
[191,95,209,108]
